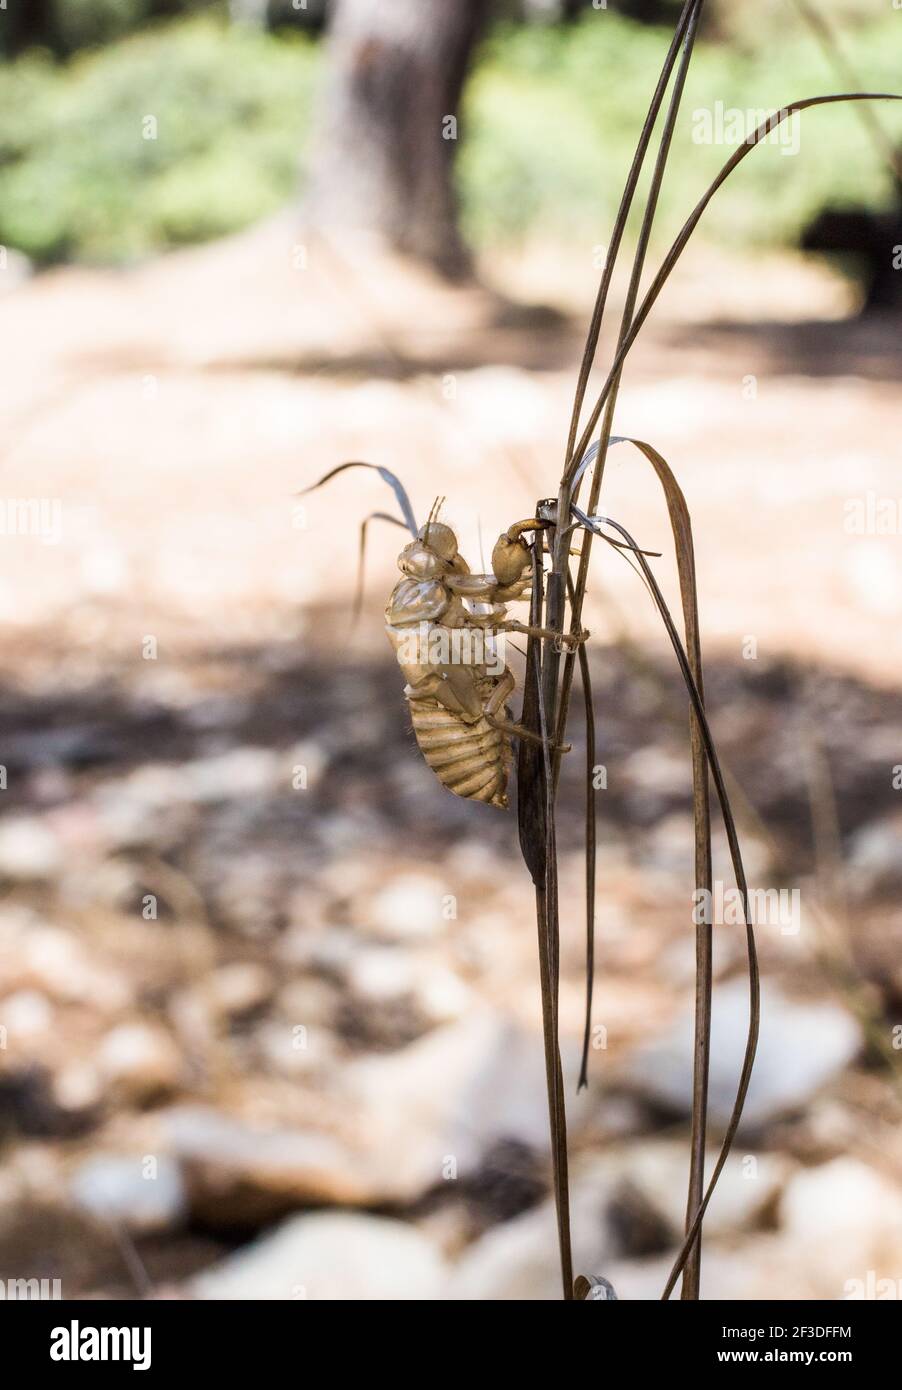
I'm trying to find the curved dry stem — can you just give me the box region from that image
[566,570,597,1093]
[574,507,759,1302]
[606,437,713,1298]
[353,511,408,625]
[554,0,706,801]
[564,0,704,469]
[566,91,902,482]
[299,460,419,538]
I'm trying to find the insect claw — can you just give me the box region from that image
[554,628,590,653]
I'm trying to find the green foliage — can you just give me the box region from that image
[458,10,902,252]
[0,17,317,262]
[0,1,225,58]
[0,9,899,266]
[54,0,158,54]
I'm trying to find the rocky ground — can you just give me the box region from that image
[0,222,899,1299]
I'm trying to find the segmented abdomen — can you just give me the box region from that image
[408,699,510,808]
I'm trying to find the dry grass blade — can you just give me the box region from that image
[536,551,573,1299]
[610,436,713,1298]
[554,0,705,812]
[298,460,419,538]
[535,17,710,1276]
[532,10,710,1293]
[566,571,597,1094]
[576,507,759,1302]
[564,0,703,469]
[511,12,898,1307]
[518,545,548,889]
[517,542,574,1297]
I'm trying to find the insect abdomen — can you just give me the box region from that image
[408,699,509,808]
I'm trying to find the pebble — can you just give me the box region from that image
[607,1140,790,1239]
[450,1160,619,1300]
[618,979,861,1128]
[848,815,902,897]
[208,962,273,1018]
[161,1105,379,1223]
[770,1158,902,1298]
[0,989,54,1039]
[97,1023,184,1104]
[70,1154,187,1234]
[191,1211,447,1300]
[367,873,448,940]
[183,748,281,804]
[345,1011,561,1197]
[0,817,62,881]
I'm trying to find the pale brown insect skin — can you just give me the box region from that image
[384,518,538,809]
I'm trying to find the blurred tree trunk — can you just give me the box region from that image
[304,0,490,278]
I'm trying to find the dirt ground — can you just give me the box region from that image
[1,214,900,680]
[0,219,900,1300]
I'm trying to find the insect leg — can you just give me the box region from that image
[354,511,409,624]
[487,716,572,753]
[500,619,589,650]
[485,670,571,752]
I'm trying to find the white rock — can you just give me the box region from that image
[91,768,193,851]
[345,1011,562,1196]
[450,1142,786,1302]
[777,1159,902,1299]
[183,748,281,804]
[71,1155,187,1234]
[619,980,861,1127]
[367,873,448,940]
[415,966,474,1023]
[0,818,61,881]
[346,946,473,1021]
[604,1140,789,1239]
[256,1019,336,1078]
[275,976,338,1029]
[0,990,54,1039]
[848,816,902,897]
[191,1211,447,1300]
[19,926,129,1010]
[97,1022,183,1103]
[781,1157,902,1243]
[52,1063,104,1115]
[208,962,273,1017]
[602,1247,765,1301]
[451,1160,619,1301]
[346,946,418,1001]
[162,1106,378,1213]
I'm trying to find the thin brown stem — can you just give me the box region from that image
[555,0,705,777]
[566,93,902,483]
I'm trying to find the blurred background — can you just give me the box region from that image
[0,0,900,1301]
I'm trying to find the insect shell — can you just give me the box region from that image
[384,514,533,809]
